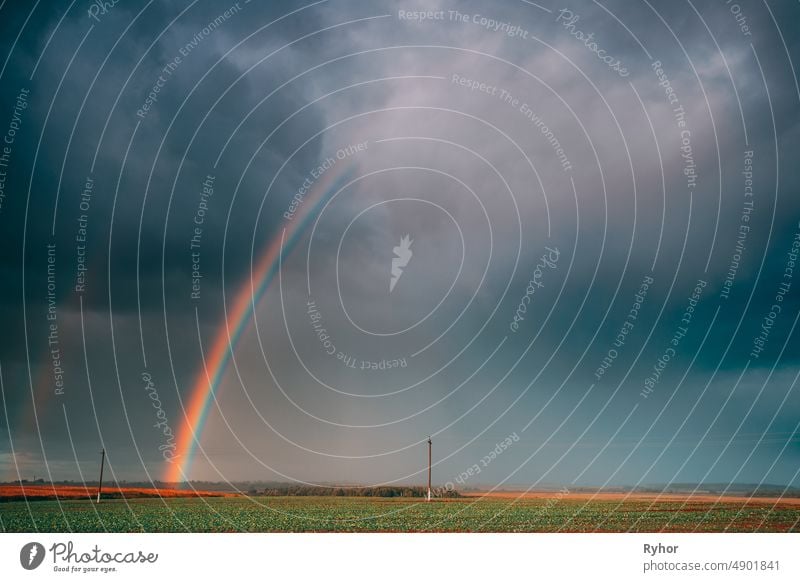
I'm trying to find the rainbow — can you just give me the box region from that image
[166,162,356,483]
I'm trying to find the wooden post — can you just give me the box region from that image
[96,448,105,503]
[427,437,432,502]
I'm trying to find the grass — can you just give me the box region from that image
[1,496,798,533]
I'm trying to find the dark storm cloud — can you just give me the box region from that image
[0,0,335,466]
[0,0,798,488]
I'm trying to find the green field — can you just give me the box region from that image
[2,496,798,532]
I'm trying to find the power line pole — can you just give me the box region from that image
[96,448,105,503]
[427,436,432,502]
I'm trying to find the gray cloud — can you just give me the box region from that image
[1,0,799,490]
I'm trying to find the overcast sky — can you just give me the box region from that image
[1,0,799,491]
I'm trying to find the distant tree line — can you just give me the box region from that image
[4,480,459,498]
[258,485,461,498]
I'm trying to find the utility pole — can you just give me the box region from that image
[427,436,432,502]
[96,448,105,503]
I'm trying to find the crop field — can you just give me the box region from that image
[0,484,234,502]
[2,494,798,533]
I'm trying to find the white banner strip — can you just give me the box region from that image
[1,533,796,581]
